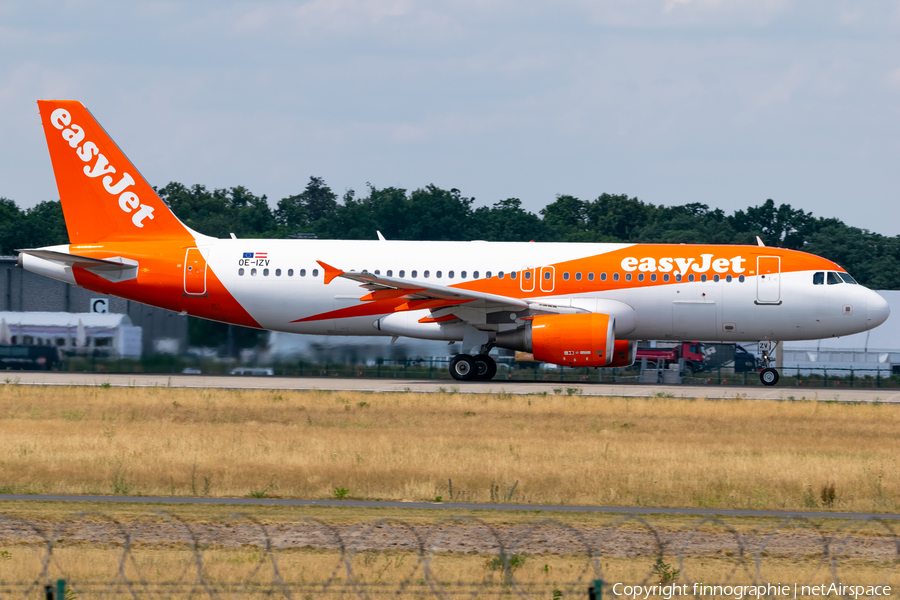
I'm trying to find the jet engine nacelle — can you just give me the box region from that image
[496,313,615,367]
[607,340,637,368]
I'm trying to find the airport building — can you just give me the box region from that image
[0,256,188,357]
[0,311,142,358]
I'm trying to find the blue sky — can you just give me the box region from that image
[2,0,899,234]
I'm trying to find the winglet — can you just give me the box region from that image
[317,260,344,284]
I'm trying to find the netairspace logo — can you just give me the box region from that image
[612,582,892,599]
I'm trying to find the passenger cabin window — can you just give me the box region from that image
[613,273,620,281]
[448,271,454,278]
[575,273,582,281]
[663,274,670,282]
[436,271,442,278]
[461,271,467,278]
[563,272,570,281]
[813,272,824,285]
[239,268,245,276]
[387,270,393,277]
[399,270,405,277]
[412,270,418,278]
[486,271,492,278]
[827,272,842,285]
[276,269,282,276]
[474,271,480,278]
[510,272,517,279]
[312,269,319,277]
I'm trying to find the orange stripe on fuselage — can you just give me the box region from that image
[460,245,841,298]
[292,298,468,323]
[68,242,260,328]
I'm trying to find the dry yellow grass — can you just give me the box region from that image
[1,385,898,512]
[0,543,896,599]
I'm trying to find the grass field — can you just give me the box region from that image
[6,543,892,600]
[0,384,898,512]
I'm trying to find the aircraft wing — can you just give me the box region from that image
[318,260,529,309]
[315,260,588,327]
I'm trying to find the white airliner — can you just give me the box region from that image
[18,101,890,385]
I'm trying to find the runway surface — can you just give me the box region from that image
[1,494,897,520]
[4,371,900,402]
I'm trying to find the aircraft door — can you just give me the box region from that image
[520,267,536,292]
[539,266,555,293]
[756,256,781,304]
[184,248,209,296]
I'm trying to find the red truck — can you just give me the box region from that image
[636,342,706,373]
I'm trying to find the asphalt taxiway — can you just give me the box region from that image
[3,372,898,402]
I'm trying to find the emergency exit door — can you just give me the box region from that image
[184,248,209,296]
[756,256,781,304]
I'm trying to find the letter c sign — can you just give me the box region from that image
[91,298,109,314]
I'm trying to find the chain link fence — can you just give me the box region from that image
[1,512,898,598]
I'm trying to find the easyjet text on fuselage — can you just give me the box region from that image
[621,254,746,276]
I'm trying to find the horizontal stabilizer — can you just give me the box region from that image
[17,249,132,271]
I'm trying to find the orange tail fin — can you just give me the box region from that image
[37,100,194,244]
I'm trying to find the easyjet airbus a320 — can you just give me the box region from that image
[19,101,890,385]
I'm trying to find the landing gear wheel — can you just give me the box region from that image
[760,368,779,386]
[450,354,477,381]
[473,354,497,381]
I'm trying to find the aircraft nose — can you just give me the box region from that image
[867,290,890,329]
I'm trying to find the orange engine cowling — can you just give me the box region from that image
[531,313,615,367]
[607,340,637,368]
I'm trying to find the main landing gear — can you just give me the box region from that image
[450,353,497,381]
[758,340,780,386]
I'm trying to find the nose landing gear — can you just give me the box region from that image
[758,340,780,386]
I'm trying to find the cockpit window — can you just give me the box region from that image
[838,272,858,284]
[827,272,842,285]
[813,272,824,285]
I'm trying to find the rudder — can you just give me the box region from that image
[37,100,193,243]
